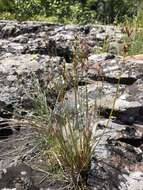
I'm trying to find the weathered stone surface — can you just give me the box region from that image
[88,54,143,84]
[0,20,142,190]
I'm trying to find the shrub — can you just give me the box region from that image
[0,0,15,12]
[0,0,142,24]
[87,0,138,24]
[14,0,43,21]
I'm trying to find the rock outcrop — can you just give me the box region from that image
[0,20,142,190]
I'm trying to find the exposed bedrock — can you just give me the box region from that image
[0,20,142,190]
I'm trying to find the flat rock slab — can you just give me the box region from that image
[0,20,142,190]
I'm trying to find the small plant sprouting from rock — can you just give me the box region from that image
[23,39,98,189]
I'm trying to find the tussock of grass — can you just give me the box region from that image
[21,40,97,189]
[122,17,143,56]
[14,32,123,190]
[16,34,123,189]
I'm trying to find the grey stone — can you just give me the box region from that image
[0,20,142,190]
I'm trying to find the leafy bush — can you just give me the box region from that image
[41,0,96,24]
[14,0,43,21]
[0,0,15,12]
[0,0,142,24]
[87,0,138,24]
[0,12,15,20]
[70,3,96,24]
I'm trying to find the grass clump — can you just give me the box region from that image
[24,40,97,189]
[122,17,143,56]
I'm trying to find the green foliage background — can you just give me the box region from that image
[0,0,142,24]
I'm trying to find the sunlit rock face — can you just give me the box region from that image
[0,20,142,190]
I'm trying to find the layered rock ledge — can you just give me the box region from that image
[0,21,142,190]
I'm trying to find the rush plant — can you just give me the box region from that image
[24,39,96,189]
